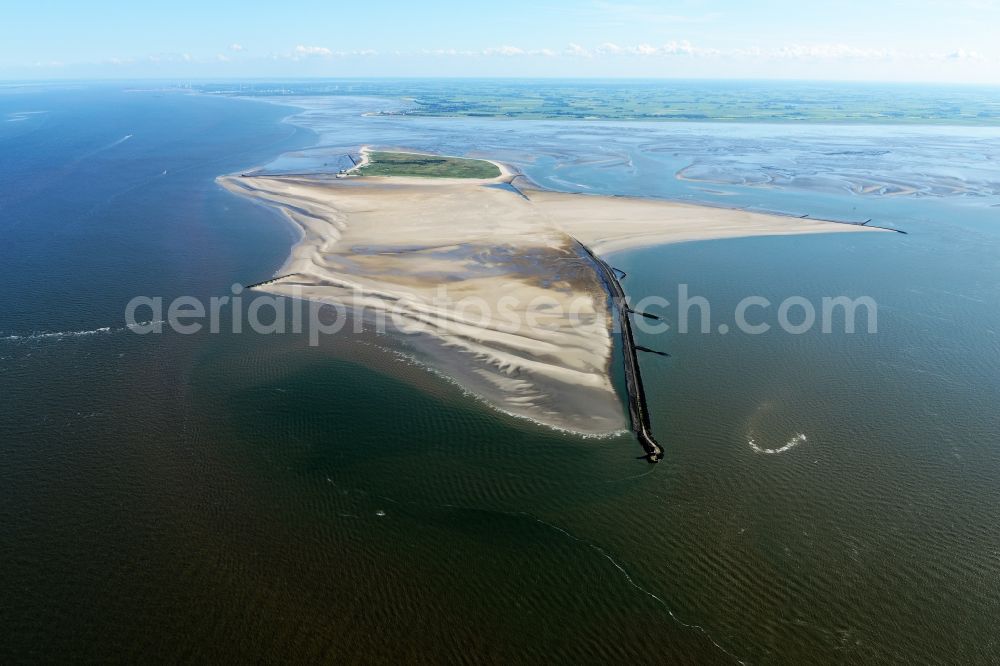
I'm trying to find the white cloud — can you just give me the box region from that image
[666,41,720,56]
[771,44,894,60]
[147,53,192,64]
[190,40,993,69]
[229,43,244,52]
[939,48,986,60]
[478,46,557,57]
[285,45,378,59]
[294,44,333,57]
[412,40,990,63]
[421,48,477,56]
[483,45,525,56]
[562,41,994,62]
[593,41,719,57]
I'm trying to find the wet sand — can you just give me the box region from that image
[218,155,883,435]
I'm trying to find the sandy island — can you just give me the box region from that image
[219,147,884,436]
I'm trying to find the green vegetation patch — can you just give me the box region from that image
[356,151,501,178]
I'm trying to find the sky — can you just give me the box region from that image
[3,0,1000,83]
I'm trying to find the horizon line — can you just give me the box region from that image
[3,75,1000,88]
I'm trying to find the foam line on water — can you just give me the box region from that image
[529,515,749,665]
[748,433,807,455]
[1,320,164,343]
[311,473,746,663]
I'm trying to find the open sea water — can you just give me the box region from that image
[1,82,999,663]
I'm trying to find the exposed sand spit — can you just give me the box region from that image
[219,163,882,435]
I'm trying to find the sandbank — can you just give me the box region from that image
[218,151,883,435]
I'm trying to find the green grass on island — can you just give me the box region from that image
[356,151,501,178]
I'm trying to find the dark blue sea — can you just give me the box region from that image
[2,81,999,663]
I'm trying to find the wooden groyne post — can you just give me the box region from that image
[243,273,301,290]
[575,240,664,463]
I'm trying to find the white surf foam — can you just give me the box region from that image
[2,320,164,343]
[748,433,807,455]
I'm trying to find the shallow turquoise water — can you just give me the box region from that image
[2,83,999,663]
